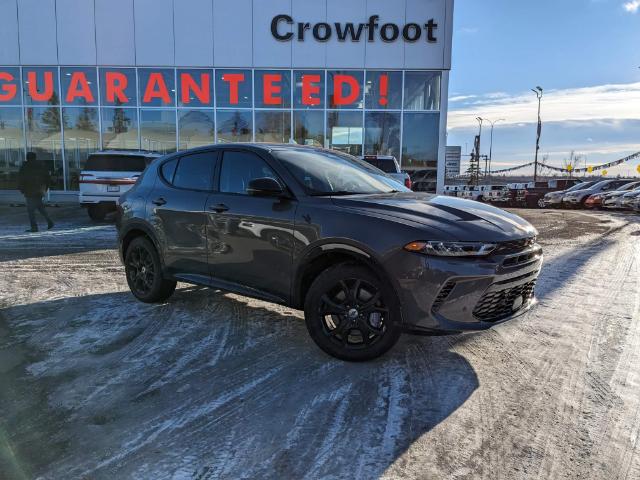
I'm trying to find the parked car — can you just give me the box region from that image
[443,185,463,197]
[117,144,542,361]
[506,183,528,208]
[485,185,510,204]
[461,185,492,202]
[616,190,640,210]
[600,181,640,208]
[410,170,437,193]
[563,179,634,208]
[524,179,583,208]
[541,181,596,208]
[79,151,160,220]
[360,155,412,190]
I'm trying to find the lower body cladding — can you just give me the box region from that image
[388,247,543,333]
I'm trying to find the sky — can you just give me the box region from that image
[447,0,640,177]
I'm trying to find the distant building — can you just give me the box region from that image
[445,146,461,178]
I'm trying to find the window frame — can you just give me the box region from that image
[158,149,219,193]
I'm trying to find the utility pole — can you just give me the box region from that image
[475,117,483,183]
[480,117,505,177]
[531,86,543,182]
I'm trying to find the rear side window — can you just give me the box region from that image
[376,159,398,173]
[172,152,216,191]
[161,158,178,183]
[219,151,279,195]
[84,154,151,172]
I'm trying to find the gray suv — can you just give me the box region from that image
[118,144,542,361]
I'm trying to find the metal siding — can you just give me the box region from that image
[0,0,20,64]
[174,0,214,67]
[404,0,447,69]
[56,0,97,65]
[326,0,366,69]
[213,0,253,67]
[253,0,291,68]
[364,0,405,69]
[17,0,58,65]
[134,0,175,66]
[95,0,136,65]
[291,0,327,68]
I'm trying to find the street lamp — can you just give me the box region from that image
[531,86,543,182]
[475,117,483,184]
[480,117,505,177]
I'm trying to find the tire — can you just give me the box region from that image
[304,263,402,361]
[124,236,176,303]
[538,198,546,208]
[87,204,107,221]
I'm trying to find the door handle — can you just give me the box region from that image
[209,203,229,213]
[152,197,167,206]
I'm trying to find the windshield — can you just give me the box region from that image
[617,181,640,191]
[273,149,411,195]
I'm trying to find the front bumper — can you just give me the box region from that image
[388,245,543,333]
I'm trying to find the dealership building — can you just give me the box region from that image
[0,0,453,193]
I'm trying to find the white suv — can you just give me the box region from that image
[79,151,159,220]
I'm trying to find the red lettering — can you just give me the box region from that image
[263,74,282,105]
[143,73,171,104]
[180,72,211,105]
[65,72,95,103]
[301,74,321,106]
[332,74,359,106]
[379,74,388,106]
[105,72,129,104]
[222,73,244,105]
[27,71,54,102]
[0,72,17,102]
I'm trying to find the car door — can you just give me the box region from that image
[147,150,217,277]
[205,149,297,300]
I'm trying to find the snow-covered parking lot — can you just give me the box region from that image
[1,206,640,479]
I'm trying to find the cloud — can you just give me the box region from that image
[458,27,479,34]
[449,95,477,102]
[447,82,640,130]
[623,1,640,13]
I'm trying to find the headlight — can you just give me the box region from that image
[404,241,497,257]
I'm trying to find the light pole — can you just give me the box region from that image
[475,117,483,184]
[531,86,543,182]
[480,117,505,177]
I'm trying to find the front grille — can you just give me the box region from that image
[431,281,456,312]
[493,237,537,255]
[473,280,536,322]
[503,250,540,267]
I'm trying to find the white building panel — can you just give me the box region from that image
[326,0,366,69]
[253,0,291,68]
[95,0,136,65]
[364,0,405,69]
[174,0,214,67]
[0,0,20,65]
[134,0,175,66]
[213,0,253,67]
[291,0,327,68]
[404,0,447,69]
[56,0,97,65]
[17,0,58,65]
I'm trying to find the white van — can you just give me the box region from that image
[79,151,160,220]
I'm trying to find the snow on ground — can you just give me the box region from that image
[1,206,639,479]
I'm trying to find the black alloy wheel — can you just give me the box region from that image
[125,237,176,303]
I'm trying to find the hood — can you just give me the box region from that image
[331,193,537,241]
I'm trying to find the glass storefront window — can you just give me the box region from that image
[140,109,176,153]
[364,111,401,160]
[0,67,22,106]
[24,106,64,189]
[255,110,291,143]
[216,110,252,143]
[177,69,214,108]
[62,107,99,189]
[138,69,175,108]
[23,67,60,107]
[178,109,215,149]
[327,111,363,156]
[100,68,137,107]
[255,70,291,109]
[293,70,325,109]
[365,71,402,110]
[101,107,139,150]
[402,112,440,170]
[327,71,364,109]
[61,67,98,106]
[0,107,24,189]
[404,72,441,111]
[293,110,324,147]
[215,70,252,108]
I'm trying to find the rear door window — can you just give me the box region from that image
[84,154,151,172]
[172,151,217,191]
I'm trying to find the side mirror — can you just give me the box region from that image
[247,177,285,197]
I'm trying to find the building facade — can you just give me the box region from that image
[0,0,453,193]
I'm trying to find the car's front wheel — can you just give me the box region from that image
[125,236,176,303]
[304,263,402,361]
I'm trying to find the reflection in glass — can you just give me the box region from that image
[402,112,440,170]
[0,67,21,105]
[25,106,65,189]
[216,110,252,143]
[23,67,60,107]
[101,108,139,150]
[327,111,363,156]
[63,107,99,189]
[327,71,364,109]
[100,68,138,107]
[215,70,252,108]
[255,70,291,108]
[364,112,401,160]
[138,69,176,107]
[365,71,402,110]
[293,70,325,109]
[255,110,291,143]
[0,107,25,189]
[61,67,98,106]
[140,109,176,153]
[404,72,441,111]
[293,110,324,147]
[177,69,214,108]
[178,109,214,149]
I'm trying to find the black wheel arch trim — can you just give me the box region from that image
[119,220,164,270]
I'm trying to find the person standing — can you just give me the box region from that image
[17,152,55,232]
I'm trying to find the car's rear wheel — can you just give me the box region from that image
[304,264,401,361]
[87,204,108,221]
[125,237,176,303]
